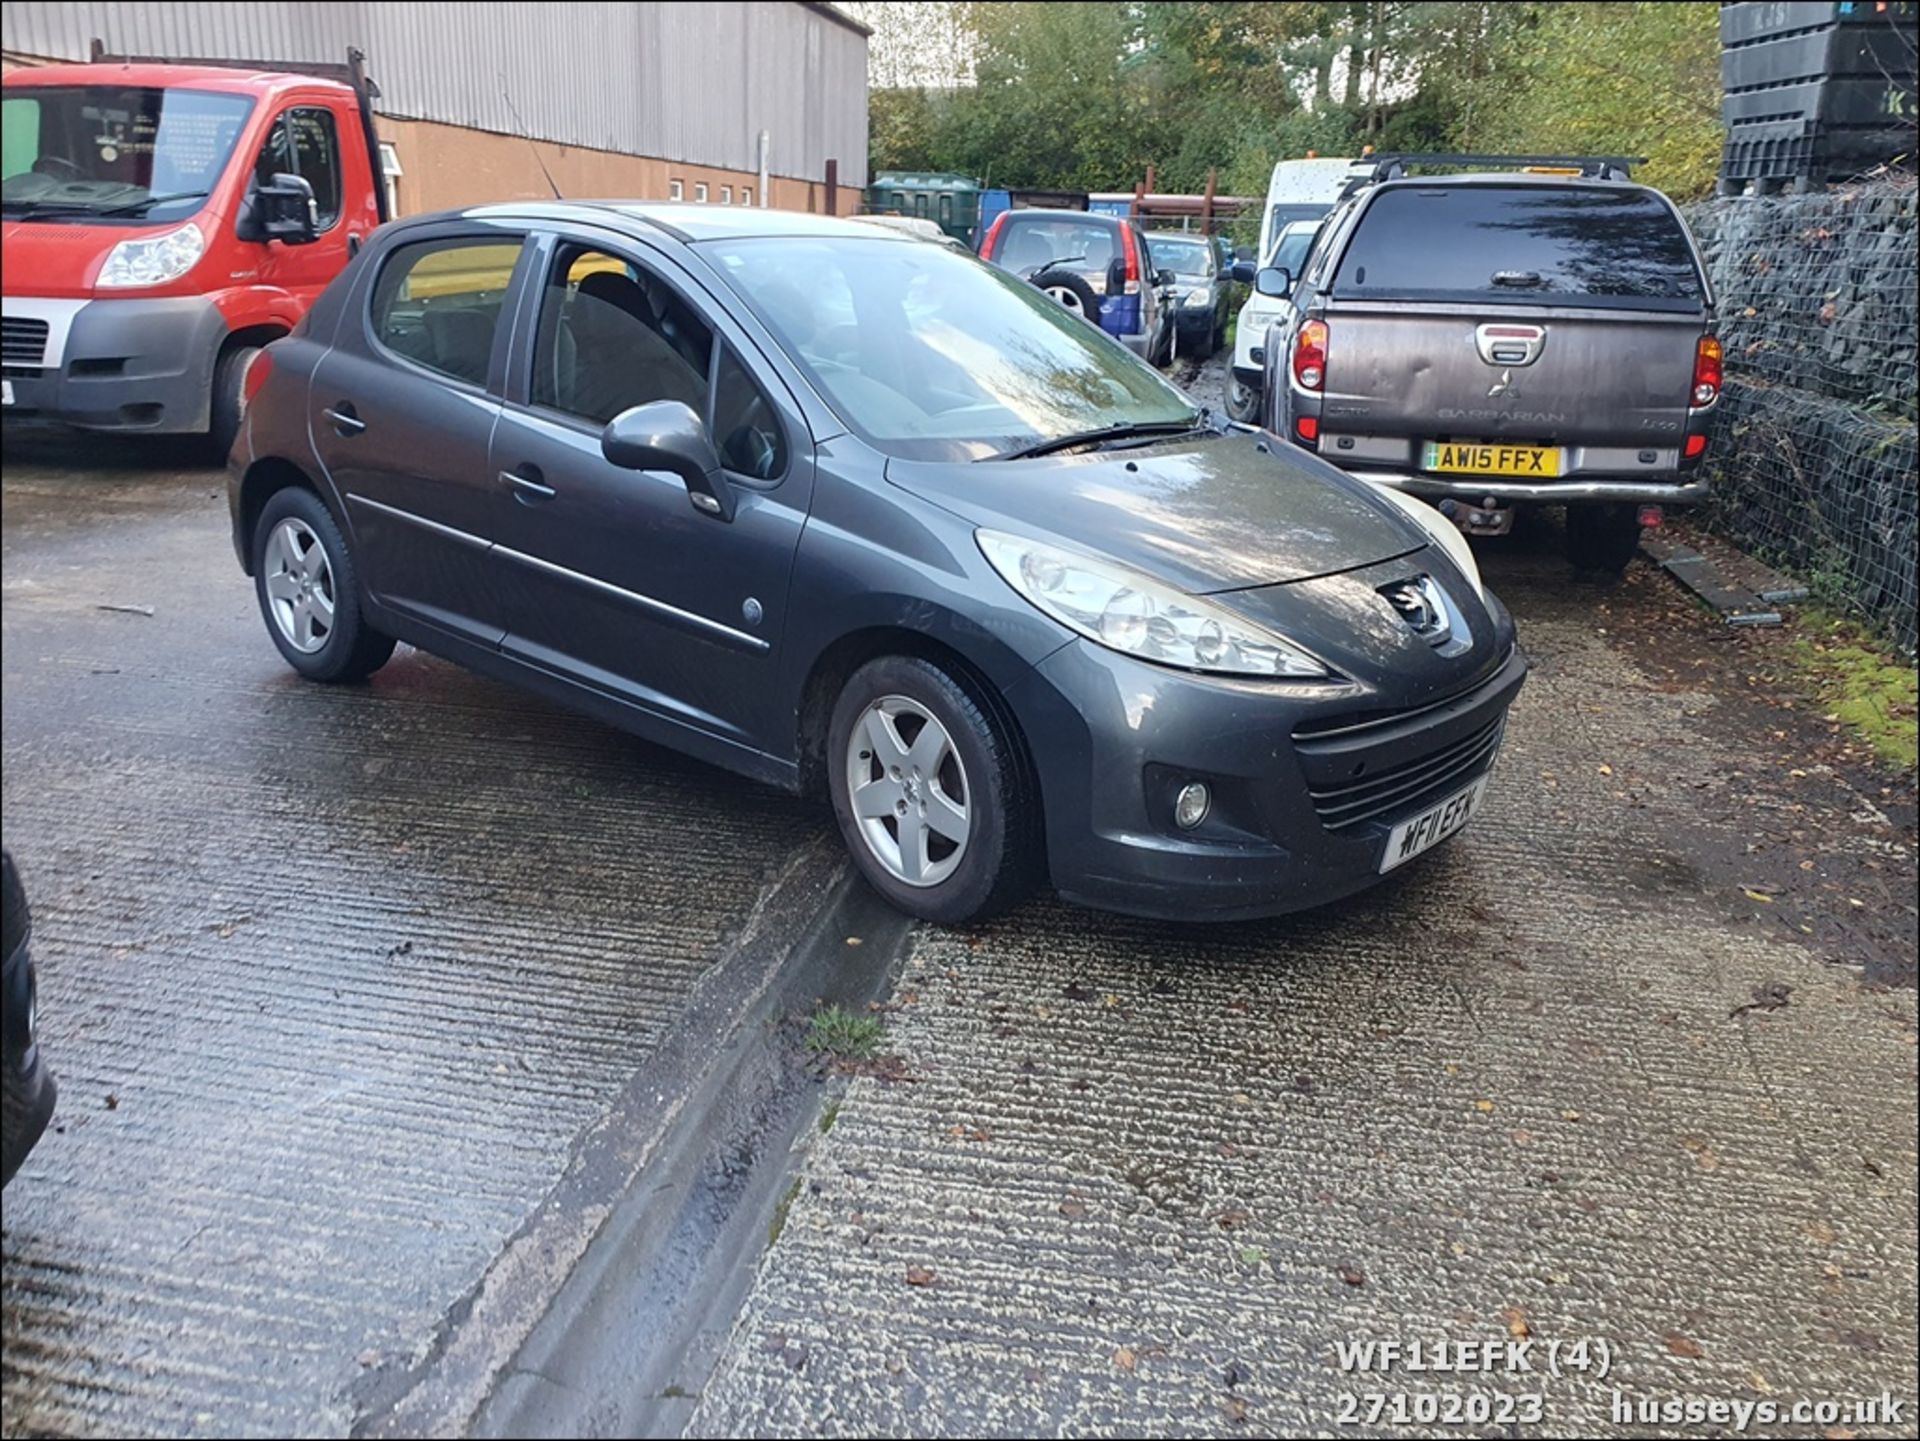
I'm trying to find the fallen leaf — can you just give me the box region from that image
[1503,1307,1531,1340]
[904,1266,937,1287]
[1598,763,1613,776]
[1221,1397,1249,1424]
[104,1093,119,1111]
[1474,1099,1495,1114]
[1215,1208,1252,1230]
[356,1349,380,1367]
[1805,1219,1837,1245]
[844,936,864,947]
[1743,888,1775,903]
[1114,1346,1138,1372]
[1336,1263,1366,1287]
[1665,1332,1704,1359]
[1059,1198,1088,1219]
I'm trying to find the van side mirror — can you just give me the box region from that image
[602,400,735,522]
[1255,265,1292,298]
[1230,260,1257,285]
[257,172,318,245]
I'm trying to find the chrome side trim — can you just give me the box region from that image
[1357,473,1709,505]
[491,544,770,653]
[347,493,490,549]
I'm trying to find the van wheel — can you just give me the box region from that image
[828,656,1042,925]
[1225,376,1260,423]
[209,343,261,461]
[252,487,396,683]
[1564,504,1644,574]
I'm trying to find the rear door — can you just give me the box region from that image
[1316,185,1708,450]
[484,228,814,756]
[310,225,532,646]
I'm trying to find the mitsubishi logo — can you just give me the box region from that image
[1380,574,1468,655]
[1487,368,1520,400]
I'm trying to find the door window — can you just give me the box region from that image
[370,238,523,385]
[255,106,342,229]
[530,243,786,479]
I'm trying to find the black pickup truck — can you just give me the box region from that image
[1256,155,1721,572]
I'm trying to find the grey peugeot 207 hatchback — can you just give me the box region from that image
[228,203,1526,925]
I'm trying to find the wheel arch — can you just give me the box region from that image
[234,455,344,575]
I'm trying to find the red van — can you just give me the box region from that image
[2,46,386,453]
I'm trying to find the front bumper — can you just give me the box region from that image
[1356,471,1710,506]
[2,294,226,434]
[1007,633,1529,922]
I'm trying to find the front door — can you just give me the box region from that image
[485,232,813,758]
[246,101,372,309]
[311,228,530,647]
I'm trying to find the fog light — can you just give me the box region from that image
[1174,781,1211,830]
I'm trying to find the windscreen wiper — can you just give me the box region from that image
[986,417,1209,462]
[91,191,210,217]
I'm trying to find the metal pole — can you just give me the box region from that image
[825,159,838,215]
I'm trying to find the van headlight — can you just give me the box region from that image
[96,222,206,288]
[978,530,1327,678]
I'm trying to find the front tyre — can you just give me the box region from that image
[828,656,1042,925]
[1563,503,1644,575]
[252,488,396,683]
[1225,374,1260,423]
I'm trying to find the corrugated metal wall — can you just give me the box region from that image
[0,1,868,183]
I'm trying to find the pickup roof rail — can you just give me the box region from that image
[86,37,388,224]
[1341,153,1648,198]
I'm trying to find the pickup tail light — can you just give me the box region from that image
[243,349,273,405]
[978,212,1008,261]
[1293,319,1328,391]
[1692,334,1723,407]
[1685,434,1708,459]
[1295,416,1320,444]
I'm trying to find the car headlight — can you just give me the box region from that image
[96,222,206,289]
[978,529,1328,678]
[1183,289,1212,308]
[1371,487,1487,599]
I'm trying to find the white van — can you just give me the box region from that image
[1226,219,1323,421]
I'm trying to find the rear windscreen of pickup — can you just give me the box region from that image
[1334,186,1705,307]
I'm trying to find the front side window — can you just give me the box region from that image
[529,244,784,479]
[256,107,342,229]
[370,237,522,385]
[707,234,1195,462]
[0,85,254,222]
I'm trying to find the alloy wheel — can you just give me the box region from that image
[263,517,336,654]
[845,694,972,887]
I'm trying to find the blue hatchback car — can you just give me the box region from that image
[978,208,1174,362]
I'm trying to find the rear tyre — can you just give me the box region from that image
[209,343,262,462]
[828,656,1042,926]
[1564,503,1644,574]
[252,487,396,683]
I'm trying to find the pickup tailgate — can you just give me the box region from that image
[1324,303,1703,447]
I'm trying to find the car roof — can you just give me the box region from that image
[1369,172,1657,195]
[441,200,919,244]
[999,208,1123,225]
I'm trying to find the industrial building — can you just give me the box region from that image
[0,1,870,215]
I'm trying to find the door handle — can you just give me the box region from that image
[499,468,556,503]
[324,403,366,436]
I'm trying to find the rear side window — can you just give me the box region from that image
[370,238,523,385]
[1335,186,1704,305]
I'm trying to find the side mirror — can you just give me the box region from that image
[257,172,318,245]
[1153,268,1177,290]
[1255,265,1292,299]
[1230,260,1257,285]
[602,400,735,522]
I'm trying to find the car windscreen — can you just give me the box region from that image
[1266,202,1330,239]
[1334,185,1705,307]
[1147,237,1212,277]
[704,235,1196,462]
[1,86,254,222]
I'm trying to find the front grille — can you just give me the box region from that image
[2,316,50,368]
[1304,714,1505,831]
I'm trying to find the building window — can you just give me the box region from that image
[378,141,403,218]
[669,178,684,201]
[694,182,709,203]
[721,185,733,205]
